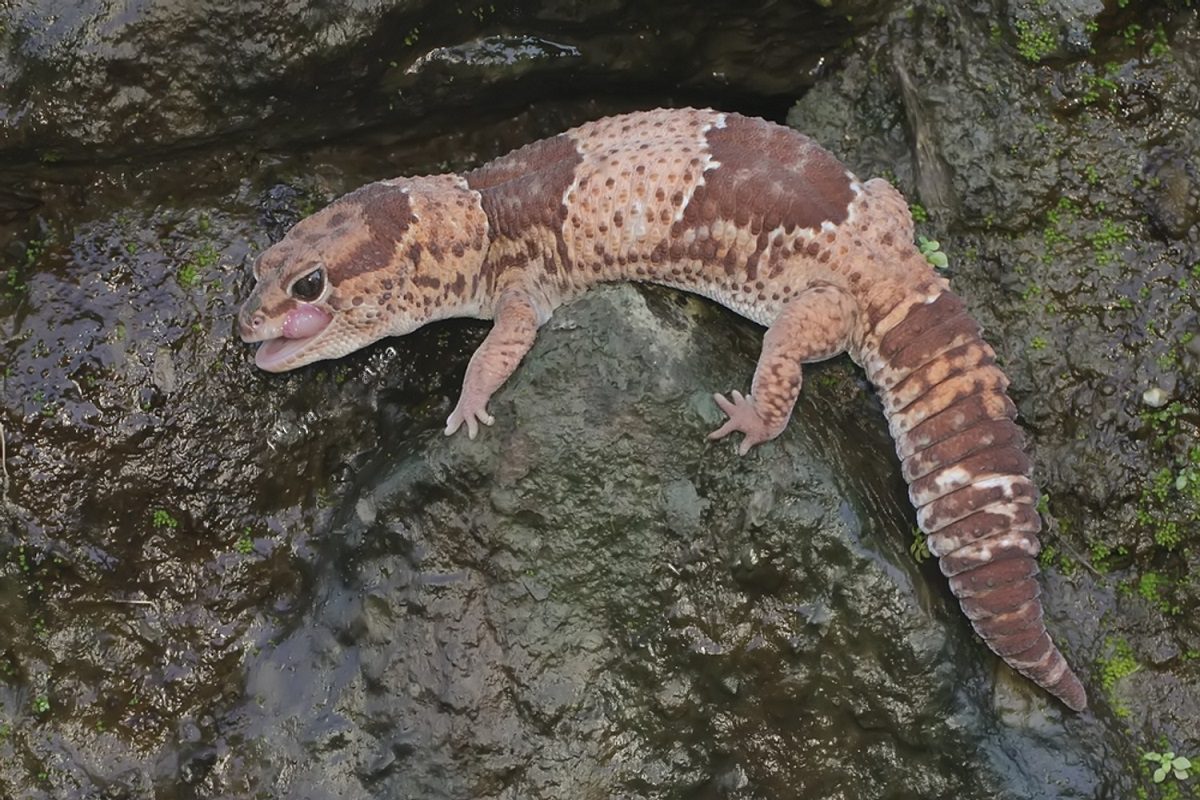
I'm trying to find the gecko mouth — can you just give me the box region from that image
[251,305,333,371]
[254,333,326,371]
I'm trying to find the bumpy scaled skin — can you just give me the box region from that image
[239,108,1087,711]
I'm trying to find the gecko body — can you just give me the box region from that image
[239,108,1087,711]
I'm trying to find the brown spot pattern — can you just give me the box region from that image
[466,133,583,288]
[668,114,854,279]
[329,183,416,283]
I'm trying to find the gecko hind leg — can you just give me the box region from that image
[709,283,858,455]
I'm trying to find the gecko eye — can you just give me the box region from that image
[291,267,325,302]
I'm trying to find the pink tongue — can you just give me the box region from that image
[282,305,332,339]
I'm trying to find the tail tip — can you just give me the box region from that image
[1051,671,1088,712]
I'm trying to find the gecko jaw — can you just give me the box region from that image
[248,304,334,371]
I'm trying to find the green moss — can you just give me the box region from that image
[1136,571,1180,615]
[1014,18,1057,62]
[1097,637,1140,717]
[1133,420,1200,551]
[1141,401,1187,447]
[235,527,256,555]
[152,509,179,530]
[1149,23,1170,59]
[1078,62,1122,107]
[910,527,931,563]
[191,242,219,268]
[1042,196,1077,253]
[1090,218,1130,264]
[178,263,199,288]
[179,243,219,288]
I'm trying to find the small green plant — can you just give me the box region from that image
[910,528,931,563]
[1149,23,1170,59]
[917,236,949,269]
[910,203,928,223]
[1014,18,1058,62]
[1080,65,1120,106]
[33,694,50,714]
[1090,218,1130,264]
[179,242,220,288]
[178,263,199,288]
[1143,750,1192,784]
[192,243,220,268]
[1097,637,1140,717]
[1030,335,1048,351]
[235,530,254,555]
[1136,571,1178,614]
[1042,196,1078,254]
[1140,401,1188,447]
[5,232,58,299]
[152,509,179,530]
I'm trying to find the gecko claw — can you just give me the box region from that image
[445,403,495,439]
[708,390,777,455]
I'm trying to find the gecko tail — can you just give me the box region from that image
[866,290,1087,712]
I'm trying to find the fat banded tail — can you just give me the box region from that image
[864,290,1087,711]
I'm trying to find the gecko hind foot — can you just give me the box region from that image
[708,391,782,455]
[445,399,495,439]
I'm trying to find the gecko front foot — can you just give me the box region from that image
[445,395,495,439]
[708,391,784,455]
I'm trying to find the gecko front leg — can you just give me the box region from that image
[445,289,545,438]
[710,283,858,455]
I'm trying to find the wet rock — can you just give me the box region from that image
[205,286,1108,797]
[1143,149,1200,242]
[0,0,887,163]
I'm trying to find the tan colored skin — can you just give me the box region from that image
[239,108,1087,711]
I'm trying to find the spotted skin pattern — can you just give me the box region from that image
[238,108,1087,711]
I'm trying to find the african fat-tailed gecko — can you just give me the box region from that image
[238,108,1087,711]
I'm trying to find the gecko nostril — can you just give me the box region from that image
[252,313,264,329]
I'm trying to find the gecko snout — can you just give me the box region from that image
[238,309,267,342]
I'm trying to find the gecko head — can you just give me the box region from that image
[239,177,487,372]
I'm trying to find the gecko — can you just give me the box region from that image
[238,108,1087,711]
